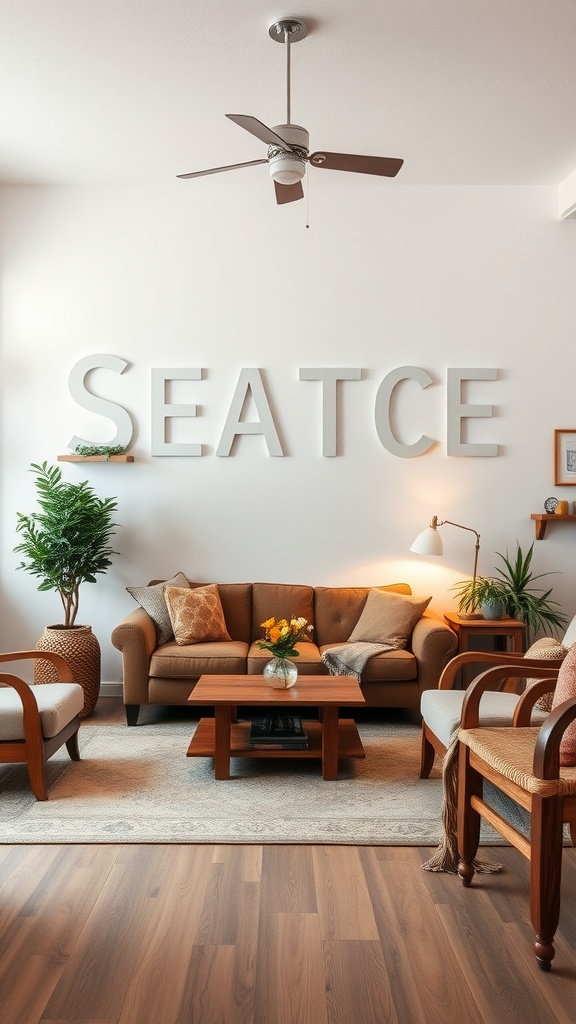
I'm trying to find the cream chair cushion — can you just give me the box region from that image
[0,683,84,741]
[420,688,549,750]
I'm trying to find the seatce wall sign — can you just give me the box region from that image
[68,355,500,458]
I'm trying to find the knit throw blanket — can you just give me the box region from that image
[321,641,397,681]
[420,734,502,874]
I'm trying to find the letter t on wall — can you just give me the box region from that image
[299,368,361,456]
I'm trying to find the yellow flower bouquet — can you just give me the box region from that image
[257,616,313,659]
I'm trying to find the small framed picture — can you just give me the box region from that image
[554,429,576,486]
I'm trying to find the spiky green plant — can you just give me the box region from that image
[493,542,567,645]
[14,462,119,628]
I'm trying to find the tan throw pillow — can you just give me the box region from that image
[127,571,190,645]
[348,588,431,648]
[551,645,576,766]
[524,638,568,712]
[164,584,231,646]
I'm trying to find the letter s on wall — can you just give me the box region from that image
[67,354,134,451]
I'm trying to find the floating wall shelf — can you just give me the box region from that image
[57,455,134,463]
[531,513,576,539]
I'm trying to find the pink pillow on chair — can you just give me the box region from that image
[550,645,576,766]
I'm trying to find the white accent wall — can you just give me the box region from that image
[1,179,575,681]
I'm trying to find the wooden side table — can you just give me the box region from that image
[443,611,526,686]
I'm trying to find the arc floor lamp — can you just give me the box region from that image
[410,515,482,619]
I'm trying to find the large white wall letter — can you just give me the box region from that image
[374,366,435,458]
[446,368,498,456]
[216,368,283,457]
[299,368,362,456]
[68,354,133,451]
[151,368,202,456]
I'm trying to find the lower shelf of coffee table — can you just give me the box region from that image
[186,717,365,760]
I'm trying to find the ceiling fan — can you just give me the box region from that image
[177,18,404,205]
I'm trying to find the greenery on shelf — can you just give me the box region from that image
[452,542,567,644]
[14,462,119,628]
[73,444,128,459]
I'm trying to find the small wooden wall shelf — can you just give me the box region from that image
[531,513,576,539]
[57,454,134,463]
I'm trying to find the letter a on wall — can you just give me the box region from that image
[216,368,284,456]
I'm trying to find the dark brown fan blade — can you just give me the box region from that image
[226,114,290,149]
[177,158,267,179]
[309,152,403,177]
[274,180,304,205]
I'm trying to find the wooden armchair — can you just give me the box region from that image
[419,650,563,778]
[456,665,576,971]
[0,651,84,800]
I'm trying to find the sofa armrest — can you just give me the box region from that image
[410,611,459,694]
[111,607,158,706]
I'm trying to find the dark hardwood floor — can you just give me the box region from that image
[1,698,575,1023]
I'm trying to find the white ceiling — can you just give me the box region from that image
[1,0,576,187]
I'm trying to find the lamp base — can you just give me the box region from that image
[458,612,484,620]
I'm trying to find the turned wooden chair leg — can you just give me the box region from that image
[420,727,437,779]
[530,794,564,971]
[457,743,482,886]
[26,755,48,801]
[569,822,576,847]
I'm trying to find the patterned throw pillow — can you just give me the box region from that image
[127,571,190,645]
[523,637,568,712]
[164,584,231,645]
[348,588,431,648]
[551,644,576,766]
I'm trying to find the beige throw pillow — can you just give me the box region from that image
[523,637,568,712]
[164,584,231,646]
[348,588,431,648]
[551,644,576,766]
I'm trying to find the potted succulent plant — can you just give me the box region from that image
[14,461,119,716]
[452,542,567,643]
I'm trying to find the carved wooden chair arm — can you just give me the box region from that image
[460,664,560,729]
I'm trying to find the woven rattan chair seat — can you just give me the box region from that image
[459,727,576,797]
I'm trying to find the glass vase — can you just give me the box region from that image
[263,657,298,689]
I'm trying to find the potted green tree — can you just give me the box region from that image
[452,542,567,643]
[14,462,119,717]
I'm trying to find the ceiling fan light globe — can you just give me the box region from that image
[269,153,306,185]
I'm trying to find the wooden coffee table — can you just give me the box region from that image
[186,674,366,780]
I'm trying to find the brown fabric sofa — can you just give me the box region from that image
[111,580,458,725]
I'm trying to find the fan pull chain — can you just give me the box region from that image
[306,175,310,229]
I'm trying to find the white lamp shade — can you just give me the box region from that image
[410,526,444,557]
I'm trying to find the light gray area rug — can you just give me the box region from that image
[0,719,505,845]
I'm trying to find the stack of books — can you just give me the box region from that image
[248,713,308,750]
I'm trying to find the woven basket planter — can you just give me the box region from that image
[34,625,101,718]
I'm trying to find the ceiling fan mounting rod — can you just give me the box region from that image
[269,18,308,128]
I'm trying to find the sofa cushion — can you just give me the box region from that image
[251,583,315,643]
[150,640,248,679]
[164,584,231,645]
[126,571,190,645]
[348,588,431,648]
[313,584,411,646]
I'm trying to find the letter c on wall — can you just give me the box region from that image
[374,366,435,457]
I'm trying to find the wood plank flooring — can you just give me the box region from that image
[1,699,575,1023]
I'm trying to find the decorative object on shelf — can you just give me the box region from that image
[58,443,134,463]
[544,496,558,513]
[554,429,576,486]
[257,615,313,689]
[555,499,569,515]
[460,542,566,647]
[14,462,119,717]
[410,515,482,619]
